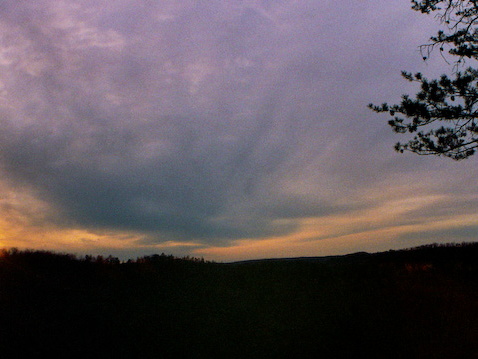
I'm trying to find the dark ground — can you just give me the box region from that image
[1,243,477,358]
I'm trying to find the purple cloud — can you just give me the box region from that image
[0,0,476,254]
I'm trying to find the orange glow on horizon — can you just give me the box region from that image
[0,180,476,261]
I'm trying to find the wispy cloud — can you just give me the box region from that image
[0,0,476,259]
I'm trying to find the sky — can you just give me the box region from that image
[0,0,476,262]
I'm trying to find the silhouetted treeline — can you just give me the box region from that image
[1,243,478,358]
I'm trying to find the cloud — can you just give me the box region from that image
[0,0,476,255]
[397,225,478,243]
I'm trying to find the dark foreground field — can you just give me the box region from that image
[1,243,478,358]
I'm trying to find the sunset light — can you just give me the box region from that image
[1,2,478,357]
[0,0,475,261]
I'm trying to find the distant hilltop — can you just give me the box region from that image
[0,241,477,357]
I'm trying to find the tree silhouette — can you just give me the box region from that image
[369,0,478,160]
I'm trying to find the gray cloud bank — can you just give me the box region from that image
[0,0,476,247]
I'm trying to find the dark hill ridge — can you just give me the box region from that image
[1,243,478,358]
[229,251,371,265]
[231,242,478,268]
